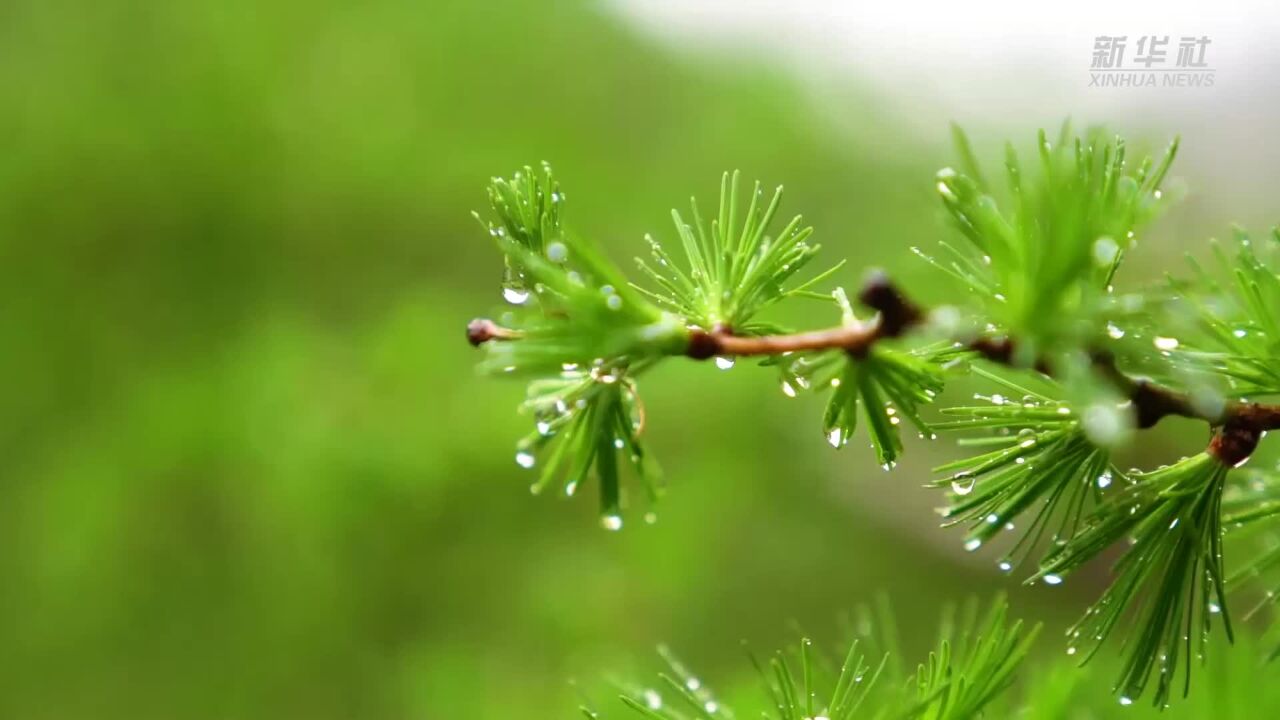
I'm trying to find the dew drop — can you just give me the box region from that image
[951,474,976,495]
[1107,322,1126,339]
[515,451,536,469]
[1153,336,1180,351]
[1093,236,1119,266]
[1097,471,1113,489]
[964,538,982,552]
[827,428,845,448]
[998,561,1013,573]
[685,678,701,691]
[1083,402,1129,447]
[1043,574,1064,585]
[502,286,530,305]
[1119,696,1133,706]
[643,690,662,710]
[546,241,568,263]
[601,514,623,531]
[781,381,797,398]
[714,356,735,371]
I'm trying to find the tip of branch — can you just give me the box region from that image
[685,329,720,360]
[467,318,513,347]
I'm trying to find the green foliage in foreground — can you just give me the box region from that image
[587,597,1037,720]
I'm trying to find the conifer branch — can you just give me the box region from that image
[468,267,1280,466]
[464,130,1280,706]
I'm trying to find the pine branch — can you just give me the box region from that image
[463,127,1280,707]
[471,272,1280,460]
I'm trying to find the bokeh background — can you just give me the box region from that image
[3,1,1279,718]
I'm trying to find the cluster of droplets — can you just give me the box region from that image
[515,366,655,519]
[600,284,623,311]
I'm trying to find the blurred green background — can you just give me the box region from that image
[1,1,1275,718]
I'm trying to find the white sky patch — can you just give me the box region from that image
[611,0,1280,227]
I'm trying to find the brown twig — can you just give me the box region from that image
[685,274,1280,466]
[685,270,922,360]
[686,323,884,359]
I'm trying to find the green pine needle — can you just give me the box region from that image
[518,371,662,528]
[1161,228,1280,397]
[922,124,1178,356]
[474,162,565,296]
[1037,453,1233,707]
[635,171,839,332]
[606,597,1036,720]
[776,289,945,468]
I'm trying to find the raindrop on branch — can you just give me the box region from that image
[502,286,530,305]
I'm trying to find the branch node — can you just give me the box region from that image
[1208,421,1262,468]
[857,270,922,338]
[685,329,720,360]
